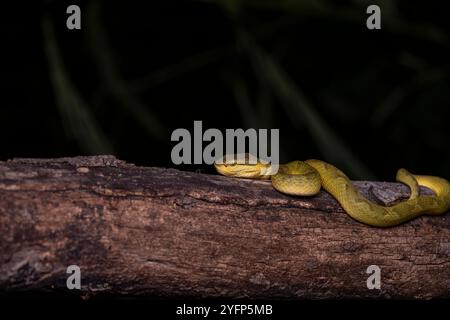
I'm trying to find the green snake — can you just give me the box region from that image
[214,154,450,227]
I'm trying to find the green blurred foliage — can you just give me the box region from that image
[1,0,450,180]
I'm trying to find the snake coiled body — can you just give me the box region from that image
[214,155,450,227]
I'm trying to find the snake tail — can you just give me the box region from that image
[306,159,450,227]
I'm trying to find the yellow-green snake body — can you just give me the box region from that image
[214,155,450,227]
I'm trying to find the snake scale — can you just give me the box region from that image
[214,154,450,227]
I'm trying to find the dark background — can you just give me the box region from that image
[2,0,450,181]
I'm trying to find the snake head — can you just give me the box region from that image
[214,153,271,179]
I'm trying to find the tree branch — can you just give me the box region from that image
[0,156,448,299]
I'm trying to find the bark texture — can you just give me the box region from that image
[0,155,449,299]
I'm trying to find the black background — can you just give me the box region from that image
[2,0,450,181]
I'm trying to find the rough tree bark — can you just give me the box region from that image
[0,155,449,299]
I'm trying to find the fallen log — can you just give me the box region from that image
[0,155,449,299]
